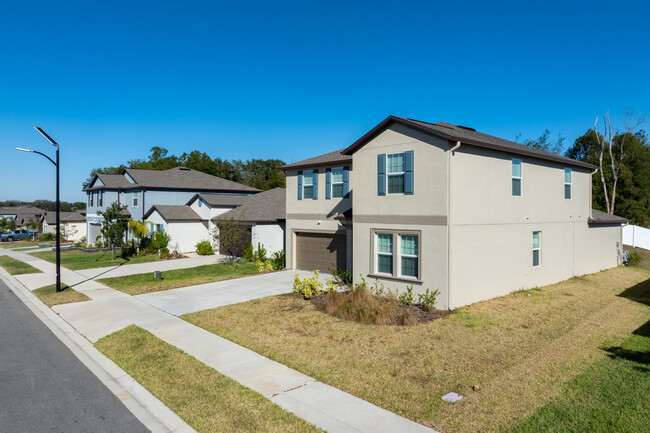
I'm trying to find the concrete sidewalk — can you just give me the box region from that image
[2,250,437,433]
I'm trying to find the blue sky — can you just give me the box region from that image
[1,1,648,202]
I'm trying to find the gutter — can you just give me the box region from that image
[447,140,461,310]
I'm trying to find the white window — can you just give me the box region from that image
[99,191,103,207]
[376,234,393,274]
[533,231,541,267]
[331,167,344,198]
[387,153,405,194]
[132,191,139,207]
[303,171,314,199]
[564,168,572,200]
[88,193,92,207]
[399,235,418,278]
[512,159,522,197]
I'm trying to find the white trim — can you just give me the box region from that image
[398,234,419,279]
[132,191,139,208]
[375,233,393,275]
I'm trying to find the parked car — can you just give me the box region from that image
[0,229,37,242]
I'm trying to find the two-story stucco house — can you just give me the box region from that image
[282,115,627,309]
[84,167,259,248]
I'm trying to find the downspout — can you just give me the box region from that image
[447,141,461,310]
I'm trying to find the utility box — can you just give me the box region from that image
[154,271,161,281]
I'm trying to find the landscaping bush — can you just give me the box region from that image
[271,250,286,269]
[328,265,351,286]
[41,232,55,241]
[625,250,643,267]
[293,270,324,299]
[256,259,273,273]
[253,242,267,262]
[195,239,215,256]
[74,236,87,248]
[418,288,440,311]
[150,231,171,253]
[242,241,254,262]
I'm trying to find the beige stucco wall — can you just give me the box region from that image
[285,164,352,271]
[43,221,87,242]
[447,144,619,308]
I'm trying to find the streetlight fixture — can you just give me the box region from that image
[16,126,61,292]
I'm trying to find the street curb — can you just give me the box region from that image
[0,268,196,433]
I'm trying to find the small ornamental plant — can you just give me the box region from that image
[293,270,324,299]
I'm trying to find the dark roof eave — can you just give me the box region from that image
[342,115,597,171]
[279,159,353,172]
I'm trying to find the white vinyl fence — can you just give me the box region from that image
[623,224,650,250]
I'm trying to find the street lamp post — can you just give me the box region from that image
[16,126,61,292]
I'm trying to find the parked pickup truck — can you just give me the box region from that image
[0,229,36,242]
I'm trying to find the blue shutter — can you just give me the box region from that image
[377,154,386,196]
[404,150,414,195]
[312,169,318,199]
[297,170,303,200]
[343,166,350,198]
[325,168,332,200]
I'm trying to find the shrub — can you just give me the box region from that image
[625,250,643,267]
[418,288,440,311]
[271,250,286,269]
[242,242,254,262]
[328,265,351,286]
[253,242,267,262]
[151,231,171,253]
[398,284,415,305]
[293,270,324,299]
[256,259,273,273]
[41,232,55,241]
[195,240,215,256]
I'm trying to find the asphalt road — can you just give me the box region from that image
[0,279,150,433]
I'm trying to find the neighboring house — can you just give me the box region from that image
[218,187,286,255]
[281,115,628,309]
[0,206,47,228]
[41,211,87,241]
[143,188,286,255]
[84,167,259,245]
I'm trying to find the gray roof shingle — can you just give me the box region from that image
[280,149,352,171]
[0,206,47,224]
[42,211,86,225]
[215,188,285,223]
[186,193,250,208]
[589,209,628,225]
[84,167,259,193]
[343,116,597,170]
[144,205,203,221]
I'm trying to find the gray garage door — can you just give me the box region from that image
[295,232,347,272]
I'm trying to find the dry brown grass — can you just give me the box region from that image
[32,284,90,307]
[183,268,650,433]
[315,285,419,325]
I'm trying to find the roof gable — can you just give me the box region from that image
[215,188,285,223]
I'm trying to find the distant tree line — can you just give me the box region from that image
[0,199,86,212]
[519,111,649,227]
[83,146,286,191]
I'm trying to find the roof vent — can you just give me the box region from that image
[179,167,191,171]
[457,125,476,131]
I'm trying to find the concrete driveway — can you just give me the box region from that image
[135,270,318,316]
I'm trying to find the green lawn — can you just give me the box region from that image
[0,240,39,249]
[95,326,321,433]
[33,284,91,307]
[99,261,258,295]
[183,267,650,433]
[0,256,43,275]
[509,321,650,433]
[30,249,164,270]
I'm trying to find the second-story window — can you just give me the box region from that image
[90,192,94,207]
[512,159,522,197]
[132,191,139,207]
[564,168,572,200]
[99,191,103,207]
[303,171,314,199]
[387,153,405,194]
[88,193,92,207]
[331,167,344,198]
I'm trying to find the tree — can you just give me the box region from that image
[98,202,129,260]
[565,113,650,227]
[516,129,565,155]
[214,216,249,264]
[59,223,78,242]
[590,110,645,215]
[128,220,149,254]
[0,217,16,234]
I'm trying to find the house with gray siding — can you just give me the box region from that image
[282,115,628,309]
[84,167,258,245]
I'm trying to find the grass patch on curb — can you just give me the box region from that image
[33,284,90,307]
[0,256,42,275]
[183,268,650,433]
[509,321,650,433]
[30,249,163,270]
[0,240,38,249]
[98,261,258,295]
[95,326,321,433]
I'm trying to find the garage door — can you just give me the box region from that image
[295,232,347,272]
